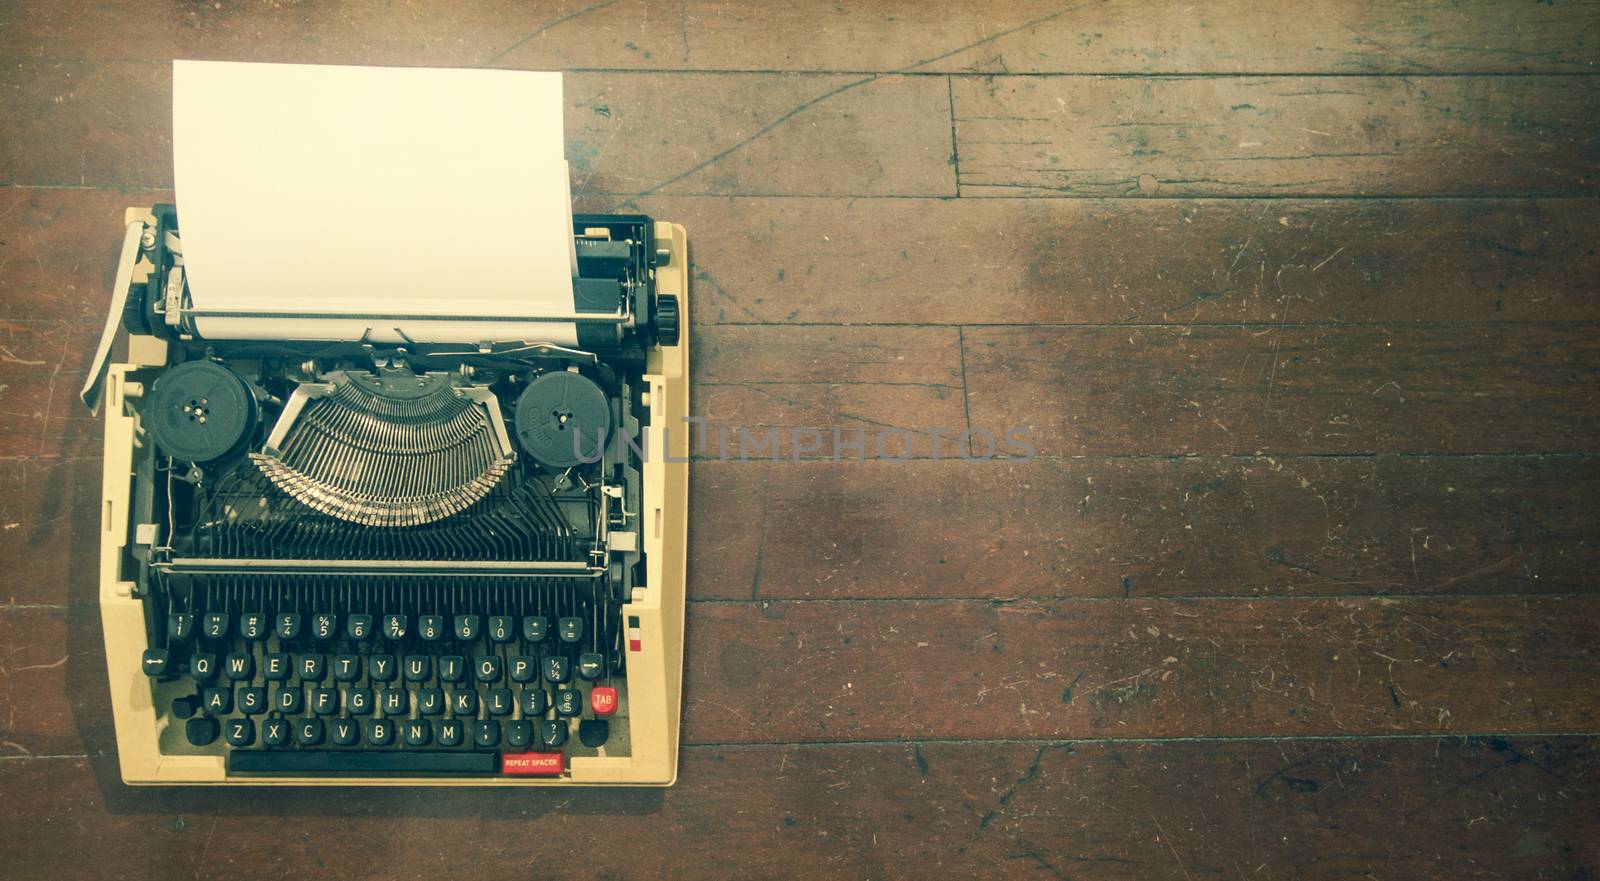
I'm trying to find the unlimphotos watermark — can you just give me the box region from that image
[568,417,1035,463]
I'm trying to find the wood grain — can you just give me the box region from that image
[0,62,956,195]
[1,4,1595,876]
[6,597,1596,756]
[687,455,1598,601]
[0,737,1593,879]
[651,195,1600,325]
[3,0,1596,74]
[0,456,101,608]
[15,188,1600,329]
[954,75,1600,197]
[962,324,1600,456]
[0,319,100,460]
[681,596,1600,743]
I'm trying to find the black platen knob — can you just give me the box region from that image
[655,294,680,347]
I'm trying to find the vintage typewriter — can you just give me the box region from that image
[82,205,688,785]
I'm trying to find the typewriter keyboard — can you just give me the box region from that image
[141,579,627,776]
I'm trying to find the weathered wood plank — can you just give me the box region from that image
[0,738,1594,880]
[3,0,1597,74]
[687,456,1598,600]
[7,597,1596,755]
[0,456,101,607]
[17,188,1600,328]
[652,195,1600,325]
[954,76,1600,197]
[962,324,1600,456]
[3,741,1600,876]
[5,453,1594,608]
[0,188,171,326]
[0,320,100,460]
[680,596,1600,743]
[692,325,968,460]
[0,62,955,195]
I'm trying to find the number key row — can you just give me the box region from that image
[167,613,588,643]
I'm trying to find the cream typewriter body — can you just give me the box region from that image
[86,206,688,785]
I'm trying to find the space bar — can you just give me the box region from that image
[228,750,496,776]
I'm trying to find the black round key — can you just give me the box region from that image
[438,656,465,683]
[202,687,232,715]
[418,615,444,641]
[346,614,373,641]
[141,648,171,678]
[485,688,513,716]
[520,688,549,716]
[504,720,533,749]
[330,719,361,746]
[170,695,198,719]
[262,717,290,747]
[473,720,500,748]
[346,688,373,715]
[239,613,266,640]
[332,655,362,682]
[539,719,568,748]
[522,616,548,642]
[225,718,255,747]
[577,652,605,680]
[275,613,301,640]
[381,689,408,715]
[224,652,253,681]
[366,718,394,746]
[558,617,584,643]
[167,613,193,640]
[311,688,339,715]
[297,653,325,681]
[436,720,464,748]
[417,688,444,716]
[404,655,432,682]
[404,720,431,747]
[238,687,266,715]
[189,653,218,682]
[509,656,538,683]
[202,613,229,639]
[383,614,407,640]
[474,655,502,683]
[296,718,324,746]
[312,613,338,640]
[368,655,396,682]
[451,690,478,715]
[488,616,514,643]
[275,687,303,714]
[555,688,582,717]
[578,719,610,748]
[185,716,219,746]
[543,656,570,684]
[263,652,291,681]
[454,615,480,641]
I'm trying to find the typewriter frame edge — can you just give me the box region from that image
[98,211,690,787]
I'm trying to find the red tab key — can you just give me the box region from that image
[590,686,618,717]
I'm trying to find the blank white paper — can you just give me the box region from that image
[173,60,579,345]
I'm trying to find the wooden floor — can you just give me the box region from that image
[1,2,1598,878]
